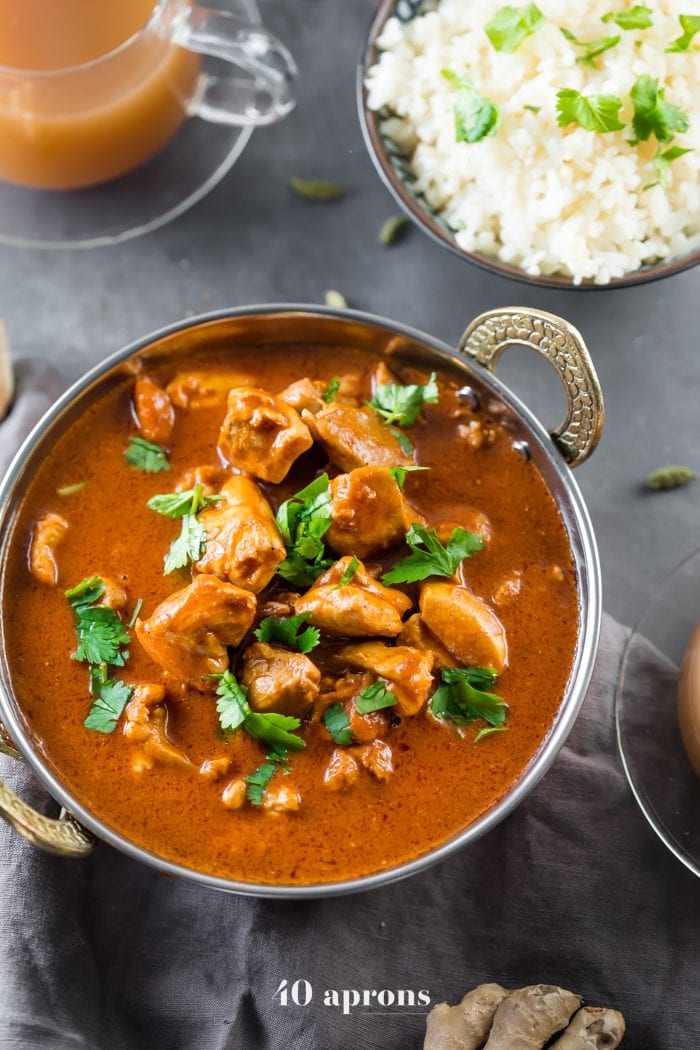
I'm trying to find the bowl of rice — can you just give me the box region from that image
[360,0,700,287]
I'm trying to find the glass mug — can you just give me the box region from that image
[0,0,296,191]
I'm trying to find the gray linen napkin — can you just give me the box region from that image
[0,371,698,1050]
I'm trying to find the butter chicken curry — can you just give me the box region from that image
[3,344,578,885]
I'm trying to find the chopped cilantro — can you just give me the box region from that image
[334,555,360,589]
[65,578,130,667]
[629,75,690,144]
[127,598,143,630]
[276,473,334,587]
[84,679,134,734]
[601,5,653,30]
[323,702,355,746]
[389,465,430,490]
[254,612,320,653]
[644,145,693,191]
[556,89,625,132]
[381,524,483,585]
[485,4,545,52]
[524,104,541,114]
[124,436,170,474]
[213,671,306,751]
[368,372,438,428]
[666,14,700,52]
[147,485,222,519]
[245,751,291,806]
[474,725,509,744]
[442,70,501,144]
[322,376,340,403]
[430,667,509,742]
[560,28,621,66]
[355,682,397,715]
[390,427,415,455]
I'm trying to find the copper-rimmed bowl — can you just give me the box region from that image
[0,304,603,897]
[358,0,700,291]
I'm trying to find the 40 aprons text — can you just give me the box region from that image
[274,979,431,1015]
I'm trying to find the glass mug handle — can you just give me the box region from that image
[173,5,297,126]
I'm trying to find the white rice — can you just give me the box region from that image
[365,0,700,284]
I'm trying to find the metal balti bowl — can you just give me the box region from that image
[0,304,603,897]
[358,0,700,291]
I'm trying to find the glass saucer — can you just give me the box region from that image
[0,0,259,250]
[616,548,700,878]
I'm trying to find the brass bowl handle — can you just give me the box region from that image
[0,723,93,857]
[459,307,604,467]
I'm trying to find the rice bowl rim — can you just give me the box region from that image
[358,0,700,291]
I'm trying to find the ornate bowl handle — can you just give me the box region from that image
[0,722,93,857]
[459,307,604,467]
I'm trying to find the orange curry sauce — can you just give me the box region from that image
[2,346,578,885]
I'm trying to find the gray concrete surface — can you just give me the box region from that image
[0,0,698,627]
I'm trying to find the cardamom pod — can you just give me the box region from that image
[646,465,696,491]
[380,214,410,245]
[290,177,344,201]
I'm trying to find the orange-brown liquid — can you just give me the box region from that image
[0,0,201,189]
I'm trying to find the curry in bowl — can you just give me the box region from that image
[2,339,578,885]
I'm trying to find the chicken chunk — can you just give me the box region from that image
[175,464,230,498]
[340,641,434,717]
[240,641,320,718]
[356,739,393,781]
[200,756,231,781]
[397,614,458,669]
[263,785,301,814]
[218,387,313,484]
[279,377,326,415]
[326,466,425,558]
[133,375,175,445]
[420,582,508,672]
[166,370,255,410]
[123,684,191,772]
[98,576,128,610]
[135,575,256,689]
[195,476,285,593]
[302,403,412,472]
[295,557,411,638]
[434,511,492,547]
[221,778,247,809]
[323,748,360,791]
[29,512,69,586]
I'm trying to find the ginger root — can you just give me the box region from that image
[483,985,581,1048]
[426,984,625,1050]
[550,1006,625,1049]
[424,983,509,1049]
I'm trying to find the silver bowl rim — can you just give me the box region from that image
[0,303,602,898]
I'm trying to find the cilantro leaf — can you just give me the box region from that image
[381,524,483,585]
[485,4,545,52]
[84,679,134,734]
[474,725,509,743]
[65,578,130,667]
[367,372,439,428]
[322,376,340,403]
[147,485,221,519]
[335,555,360,589]
[430,666,508,742]
[163,514,206,574]
[601,5,652,30]
[389,465,430,490]
[629,74,690,144]
[644,145,693,191]
[390,427,415,455]
[355,682,398,715]
[323,702,355,745]
[254,612,320,653]
[276,474,334,586]
[212,672,306,751]
[214,670,249,732]
[245,711,306,752]
[245,751,291,806]
[560,28,621,66]
[124,436,170,474]
[556,88,625,132]
[666,14,700,52]
[442,70,501,144]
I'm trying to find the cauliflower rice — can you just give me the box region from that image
[366,0,700,284]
